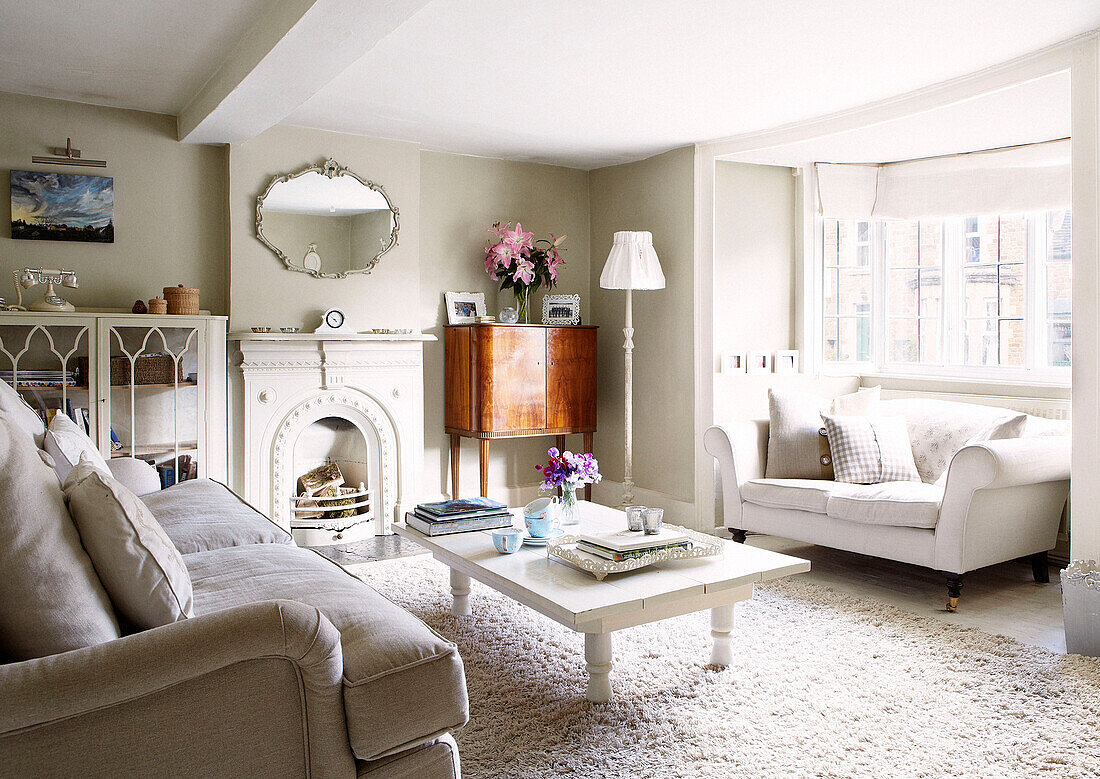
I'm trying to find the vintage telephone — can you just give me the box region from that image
[8,268,80,312]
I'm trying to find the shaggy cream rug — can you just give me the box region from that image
[354,557,1100,778]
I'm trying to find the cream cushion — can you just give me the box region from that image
[65,461,194,628]
[741,478,868,513]
[43,411,110,484]
[0,377,47,446]
[933,413,1028,487]
[825,481,944,529]
[765,386,880,479]
[879,398,1012,483]
[0,413,120,660]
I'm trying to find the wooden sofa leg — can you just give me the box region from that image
[730,529,747,544]
[940,573,963,612]
[1031,552,1050,584]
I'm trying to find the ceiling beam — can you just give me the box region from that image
[177,0,430,144]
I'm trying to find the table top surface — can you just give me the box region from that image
[395,501,810,627]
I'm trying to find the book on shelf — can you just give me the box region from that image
[417,496,507,517]
[156,463,177,490]
[405,511,513,536]
[577,526,690,553]
[575,539,692,562]
[109,427,124,451]
[80,408,91,435]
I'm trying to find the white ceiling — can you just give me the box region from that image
[0,0,267,114]
[1,1,1097,169]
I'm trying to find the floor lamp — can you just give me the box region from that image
[599,231,665,507]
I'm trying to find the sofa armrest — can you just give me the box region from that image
[0,600,355,778]
[704,420,768,529]
[935,437,1071,574]
[105,456,161,496]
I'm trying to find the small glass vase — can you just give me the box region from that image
[559,483,580,526]
[515,286,531,324]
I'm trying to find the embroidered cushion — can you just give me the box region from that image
[933,413,1028,486]
[820,413,920,485]
[43,411,110,484]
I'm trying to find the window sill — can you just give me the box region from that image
[854,371,1070,397]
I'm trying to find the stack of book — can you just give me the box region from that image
[575,527,692,562]
[406,497,513,536]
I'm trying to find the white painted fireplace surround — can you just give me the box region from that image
[229,333,432,540]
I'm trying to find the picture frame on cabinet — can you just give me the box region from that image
[444,291,487,324]
[721,352,746,374]
[747,350,770,374]
[774,350,799,374]
[542,293,581,325]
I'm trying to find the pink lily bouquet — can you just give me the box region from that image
[484,222,566,322]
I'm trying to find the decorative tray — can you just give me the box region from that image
[546,524,724,581]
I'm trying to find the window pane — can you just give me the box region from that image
[887,318,919,363]
[835,220,867,266]
[823,268,838,316]
[835,317,871,362]
[998,215,1028,264]
[999,319,1025,366]
[920,319,942,363]
[963,266,998,318]
[822,219,839,266]
[1046,210,1071,367]
[998,263,1025,317]
[838,269,871,316]
[886,221,919,267]
[918,268,942,316]
[962,319,999,366]
[887,269,918,316]
[919,220,943,266]
[823,318,839,362]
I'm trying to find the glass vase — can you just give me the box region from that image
[515,286,531,324]
[559,482,580,526]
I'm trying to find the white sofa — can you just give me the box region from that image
[704,398,1071,610]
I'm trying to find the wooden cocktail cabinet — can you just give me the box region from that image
[445,324,597,499]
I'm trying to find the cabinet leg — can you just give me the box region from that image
[479,439,489,498]
[555,434,566,455]
[583,432,594,501]
[449,435,461,499]
[584,632,613,703]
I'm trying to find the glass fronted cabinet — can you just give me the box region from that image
[0,311,227,486]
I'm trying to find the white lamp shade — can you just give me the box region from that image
[599,231,665,290]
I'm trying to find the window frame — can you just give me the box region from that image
[816,211,1070,385]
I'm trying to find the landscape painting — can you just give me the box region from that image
[10,170,114,243]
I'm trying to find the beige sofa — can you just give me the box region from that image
[705,398,1071,610]
[1,465,468,777]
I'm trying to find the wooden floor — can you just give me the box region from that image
[744,533,1067,653]
[312,531,1068,654]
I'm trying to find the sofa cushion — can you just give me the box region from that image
[0,413,120,660]
[933,413,1028,487]
[879,398,1013,483]
[65,461,194,629]
[184,544,468,761]
[0,377,46,446]
[741,478,869,514]
[142,479,293,554]
[765,387,880,480]
[821,414,920,484]
[44,411,110,484]
[826,481,944,529]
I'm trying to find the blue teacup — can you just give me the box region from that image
[492,528,523,554]
[524,513,555,538]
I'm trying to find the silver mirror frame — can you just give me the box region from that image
[255,158,400,280]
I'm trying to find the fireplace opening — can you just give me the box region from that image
[290,415,374,544]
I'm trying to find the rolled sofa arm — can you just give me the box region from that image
[935,436,1070,575]
[0,600,356,778]
[105,456,161,496]
[704,420,768,529]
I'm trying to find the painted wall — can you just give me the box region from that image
[588,146,696,515]
[227,124,420,331]
[419,151,590,502]
[713,161,796,370]
[0,92,227,313]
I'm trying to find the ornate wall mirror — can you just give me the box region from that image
[256,158,399,279]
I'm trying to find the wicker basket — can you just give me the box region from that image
[109,355,183,386]
[147,296,167,315]
[163,285,199,315]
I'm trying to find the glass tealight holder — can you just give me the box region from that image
[625,505,647,532]
[643,507,664,535]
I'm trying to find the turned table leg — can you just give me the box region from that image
[449,568,472,617]
[449,434,461,499]
[584,633,613,703]
[478,440,490,498]
[710,604,734,666]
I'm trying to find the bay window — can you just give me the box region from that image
[820,210,1071,378]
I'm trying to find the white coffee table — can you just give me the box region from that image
[395,501,809,702]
